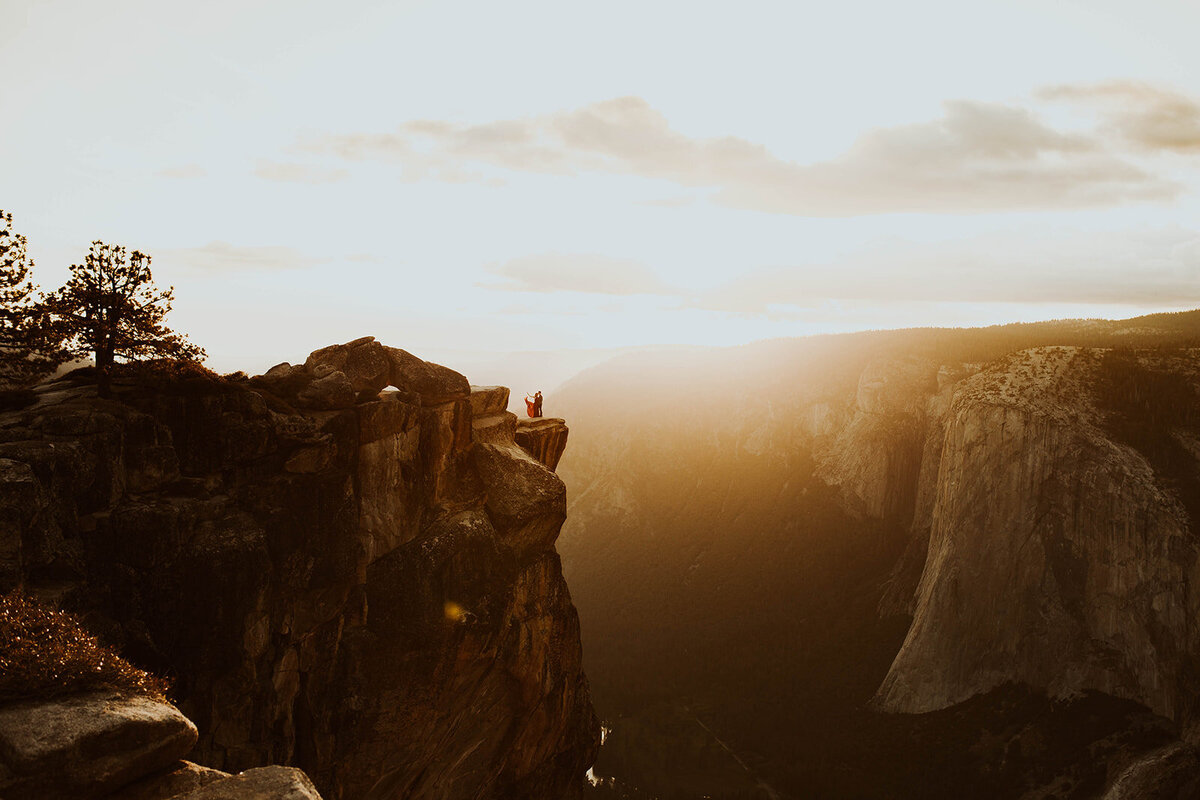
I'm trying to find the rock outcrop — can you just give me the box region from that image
[0,692,198,800]
[876,348,1200,722]
[113,760,228,800]
[169,766,323,800]
[0,690,322,800]
[514,418,569,473]
[791,346,1200,724]
[0,339,598,799]
[814,357,939,523]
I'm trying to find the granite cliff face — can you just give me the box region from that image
[877,347,1200,723]
[0,337,598,800]
[552,316,1200,797]
[800,345,1200,723]
[787,343,1200,727]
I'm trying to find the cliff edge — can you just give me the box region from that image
[0,337,599,800]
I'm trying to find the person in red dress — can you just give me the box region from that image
[525,391,543,417]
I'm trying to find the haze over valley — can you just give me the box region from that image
[5,2,1200,799]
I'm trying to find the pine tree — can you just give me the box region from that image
[0,210,62,386]
[44,240,204,396]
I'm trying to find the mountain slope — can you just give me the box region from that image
[556,311,1200,798]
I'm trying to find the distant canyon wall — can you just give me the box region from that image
[809,346,1200,723]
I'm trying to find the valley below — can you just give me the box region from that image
[556,311,1200,799]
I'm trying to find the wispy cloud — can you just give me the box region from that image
[254,160,348,184]
[158,164,207,179]
[162,241,328,273]
[482,226,1200,314]
[1039,81,1200,153]
[684,228,1200,313]
[482,253,676,295]
[305,95,1178,215]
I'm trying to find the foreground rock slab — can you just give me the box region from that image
[171,766,323,800]
[0,692,197,800]
[108,760,229,800]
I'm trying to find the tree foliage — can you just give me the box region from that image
[44,240,204,393]
[0,210,62,386]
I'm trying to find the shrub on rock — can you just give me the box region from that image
[0,592,169,702]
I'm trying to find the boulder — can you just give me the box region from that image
[171,766,323,799]
[514,418,569,472]
[305,337,390,400]
[472,412,517,447]
[296,371,356,411]
[250,363,311,400]
[0,692,197,800]
[469,385,510,418]
[473,443,567,555]
[385,348,470,406]
[108,760,229,800]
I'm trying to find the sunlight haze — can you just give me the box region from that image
[3,0,1199,374]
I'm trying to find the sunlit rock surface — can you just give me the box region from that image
[877,347,1200,720]
[0,692,198,800]
[109,760,229,800]
[815,357,939,522]
[551,320,1200,796]
[515,418,569,472]
[0,339,598,800]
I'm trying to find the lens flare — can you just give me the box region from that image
[443,601,467,623]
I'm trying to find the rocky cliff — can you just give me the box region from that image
[798,345,1200,723]
[552,316,1200,796]
[876,347,1200,725]
[779,342,1200,727]
[0,337,598,799]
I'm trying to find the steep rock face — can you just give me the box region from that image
[0,341,598,800]
[549,322,1200,796]
[877,347,1200,720]
[514,419,569,473]
[815,357,940,523]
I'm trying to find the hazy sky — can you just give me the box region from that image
[4,0,1200,374]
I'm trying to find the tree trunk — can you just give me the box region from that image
[96,346,113,398]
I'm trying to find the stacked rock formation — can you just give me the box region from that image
[0,337,597,800]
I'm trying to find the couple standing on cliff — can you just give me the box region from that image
[525,391,543,418]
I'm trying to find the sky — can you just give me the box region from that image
[3,0,1200,376]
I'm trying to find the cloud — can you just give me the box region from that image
[683,227,1200,313]
[158,164,207,179]
[306,96,1177,215]
[1040,81,1200,153]
[162,241,329,273]
[254,160,348,184]
[482,253,675,295]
